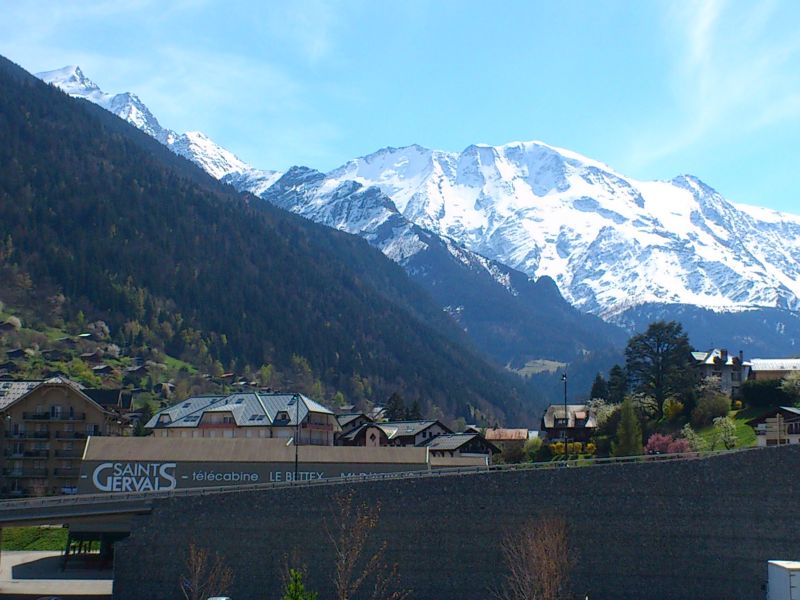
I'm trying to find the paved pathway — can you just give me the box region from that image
[0,550,112,597]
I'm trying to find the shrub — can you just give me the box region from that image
[663,398,685,420]
[549,441,565,456]
[501,443,526,464]
[691,392,730,428]
[523,436,542,461]
[584,442,596,456]
[645,433,673,454]
[733,400,743,410]
[666,438,691,454]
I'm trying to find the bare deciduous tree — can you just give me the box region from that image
[493,516,573,600]
[326,490,410,600]
[179,542,234,600]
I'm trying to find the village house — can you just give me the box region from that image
[0,377,123,497]
[145,391,340,446]
[422,432,499,459]
[465,427,532,453]
[746,407,800,447]
[748,358,800,381]
[340,420,451,447]
[334,413,373,441]
[692,349,750,398]
[541,404,597,443]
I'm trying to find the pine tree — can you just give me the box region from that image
[612,397,643,457]
[385,392,406,421]
[406,399,422,420]
[589,373,608,400]
[607,364,627,404]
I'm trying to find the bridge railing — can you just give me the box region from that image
[0,445,763,516]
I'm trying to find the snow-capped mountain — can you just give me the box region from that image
[35,65,800,356]
[262,166,626,363]
[35,66,277,181]
[320,142,800,318]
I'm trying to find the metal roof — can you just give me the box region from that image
[750,359,800,372]
[0,377,94,411]
[422,433,482,451]
[482,427,530,441]
[145,391,335,429]
[0,380,42,410]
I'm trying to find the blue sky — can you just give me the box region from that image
[2,0,799,212]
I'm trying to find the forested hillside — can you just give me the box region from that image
[0,56,542,424]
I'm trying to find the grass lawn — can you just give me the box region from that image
[1,526,68,551]
[163,353,197,374]
[696,408,758,449]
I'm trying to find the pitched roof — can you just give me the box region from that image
[542,404,597,429]
[341,420,450,443]
[482,427,529,441]
[422,432,499,453]
[336,413,371,429]
[750,359,800,372]
[0,377,106,412]
[375,420,448,439]
[0,380,42,410]
[692,349,747,367]
[145,391,335,429]
[745,406,800,426]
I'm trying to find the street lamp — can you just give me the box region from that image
[562,370,568,459]
[293,393,300,483]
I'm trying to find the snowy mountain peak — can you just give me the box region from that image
[37,65,99,95]
[311,139,800,316]
[36,65,258,181]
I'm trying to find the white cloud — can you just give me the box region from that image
[629,0,800,167]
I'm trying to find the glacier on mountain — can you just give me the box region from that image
[35,65,272,182]
[37,65,800,325]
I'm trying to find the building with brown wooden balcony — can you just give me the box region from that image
[0,377,123,497]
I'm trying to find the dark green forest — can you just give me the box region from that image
[0,55,544,424]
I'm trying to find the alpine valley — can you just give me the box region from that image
[36,65,800,367]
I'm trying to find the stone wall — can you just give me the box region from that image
[113,446,800,599]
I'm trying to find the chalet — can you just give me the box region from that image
[335,413,373,438]
[41,349,70,362]
[91,364,116,375]
[749,359,800,382]
[746,407,800,447]
[0,361,19,374]
[692,349,749,398]
[5,348,25,360]
[541,404,597,443]
[422,433,499,459]
[0,321,18,332]
[341,420,452,447]
[79,349,104,364]
[146,392,340,446]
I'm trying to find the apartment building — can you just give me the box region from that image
[0,377,122,497]
[145,391,340,445]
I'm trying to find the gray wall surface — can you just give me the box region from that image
[113,446,800,599]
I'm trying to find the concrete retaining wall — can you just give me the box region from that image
[113,446,800,599]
